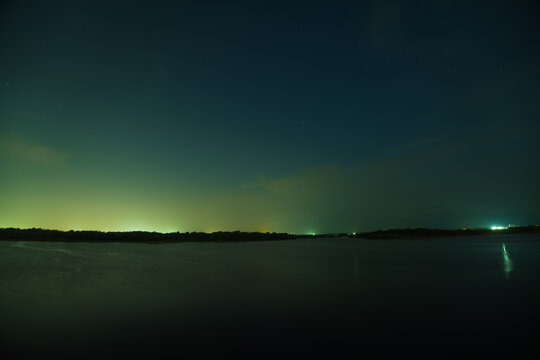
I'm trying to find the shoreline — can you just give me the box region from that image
[1,226,539,243]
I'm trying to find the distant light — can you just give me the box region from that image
[491,226,507,230]
[352,232,356,235]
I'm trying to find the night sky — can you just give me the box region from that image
[1,0,539,233]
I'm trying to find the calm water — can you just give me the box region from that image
[1,235,539,359]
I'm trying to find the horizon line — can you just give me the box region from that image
[2,225,538,235]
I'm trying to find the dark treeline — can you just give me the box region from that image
[1,226,539,243]
[352,225,540,240]
[0,228,312,243]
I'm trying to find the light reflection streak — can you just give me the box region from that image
[502,243,513,279]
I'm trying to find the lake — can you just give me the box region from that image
[1,235,539,359]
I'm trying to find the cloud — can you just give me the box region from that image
[243,165,344,197]
[0,134,69,167]
[226,136,475,232]
[398,131,456,152]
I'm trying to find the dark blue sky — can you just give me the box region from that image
[1,0,539,232]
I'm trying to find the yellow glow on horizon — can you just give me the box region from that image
[0,163,324,234]
[257,226,271,233]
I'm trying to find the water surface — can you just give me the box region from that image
[1,235,539,358]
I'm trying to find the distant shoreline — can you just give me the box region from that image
[0,228,306,243]
[0,226,539,243]
[352,226,540,240]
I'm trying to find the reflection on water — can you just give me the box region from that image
[12,241,90,258]
[502,243,514,279]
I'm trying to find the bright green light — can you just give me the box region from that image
[491,226,506,230]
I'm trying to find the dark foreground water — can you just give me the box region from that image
[1,235,539,359]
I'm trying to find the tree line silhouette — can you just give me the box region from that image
[352,225,540,239]
[0,228,308,243]
[0,226,538,243]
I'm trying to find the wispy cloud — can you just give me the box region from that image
[0,134,69,167]
[243,165,344,197]
[399,131,456,151]
[225,136,476,231]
